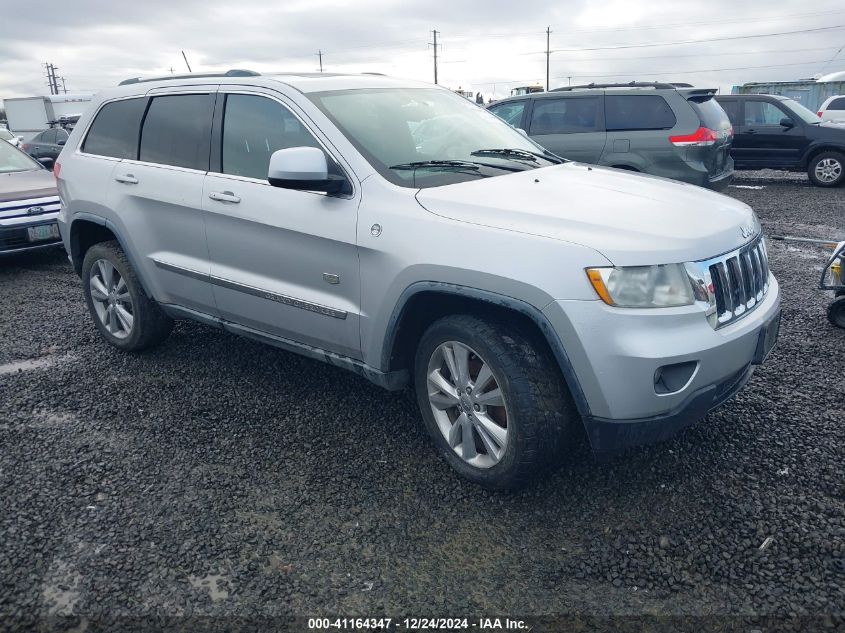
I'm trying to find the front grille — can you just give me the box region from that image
[707,237,770,328]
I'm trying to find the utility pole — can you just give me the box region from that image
[545,26,551,92]
[60,77,67,94]
[317,50,323,72]
[43,63,59,95]
[168,66,175,74]
[181,50,192,73]
[430,29,439,85]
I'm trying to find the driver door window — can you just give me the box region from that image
[221,94,320,180]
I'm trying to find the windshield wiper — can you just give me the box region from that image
[389,159,524,173]
[470,148,564,164]
[390,160,481,170]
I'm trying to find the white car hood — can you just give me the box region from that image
[415,163,759,266]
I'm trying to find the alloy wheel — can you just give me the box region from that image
[426,341,509,469]
[89,259,134,339]
[815,158,842,184]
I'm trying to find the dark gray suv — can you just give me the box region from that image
[488,82,734,190]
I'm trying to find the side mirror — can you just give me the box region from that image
[268,147,345,194]
[16,136,23,142]
[516,128,529,137]
[38,157,54,168]
[780,117,795,129]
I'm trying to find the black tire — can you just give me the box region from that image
[81,241,173,351]
[413,314,578,490]
[807,151,845,187]
[828,297,845,329]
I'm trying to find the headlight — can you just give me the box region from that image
[586,264,695,308]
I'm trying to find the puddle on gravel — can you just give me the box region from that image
[189,574,230,602]
[0,352,75,376]
[41,559,82,616]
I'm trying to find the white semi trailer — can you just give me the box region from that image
[3,94,93,142]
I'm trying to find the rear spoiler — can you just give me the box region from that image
[677,88,718,102]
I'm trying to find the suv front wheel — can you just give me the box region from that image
[414,314,577,489]
[808,151,845,187]
[82,241,173,351]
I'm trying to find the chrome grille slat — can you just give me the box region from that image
[701,235,770,329]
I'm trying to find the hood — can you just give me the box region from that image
[0,168,57,203]
[415,163,758,266]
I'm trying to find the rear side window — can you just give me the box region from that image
[140,94,214,170]
[828,97,845,110]
[488,101,526,127]
[605,95,676,131]
[82,98,146,159]
[688,98,731,130]
[529,97,601,135]
[220,94,320,180]
[41,129,58,144]
[718,100,742,127]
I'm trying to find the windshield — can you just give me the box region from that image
[0,137,40,173]
[781,98,821,124]
[308,87,559,188]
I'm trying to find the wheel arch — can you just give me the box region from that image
[381,283,592,418]
[800,143,845,169]
[69,213,154,296]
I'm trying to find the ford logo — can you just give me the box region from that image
[27,206,44,216]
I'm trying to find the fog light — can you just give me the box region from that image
[654,361,698,395]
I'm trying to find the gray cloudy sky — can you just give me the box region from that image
[2,0,845,100]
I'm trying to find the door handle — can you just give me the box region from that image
[208,191,241,204]
[114,174,139,184]
[746,129,757,134]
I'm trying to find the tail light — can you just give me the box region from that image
[54,161,61,180]
[22,143,30,152]
[818,111,823,117]
[669,127,719,147]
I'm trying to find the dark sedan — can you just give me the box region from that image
[0,140,62,255]
[21,127,70,163]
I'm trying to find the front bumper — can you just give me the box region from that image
[0,213,62,255]
[543,274,780,452]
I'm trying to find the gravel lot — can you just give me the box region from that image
[1,171,844,625]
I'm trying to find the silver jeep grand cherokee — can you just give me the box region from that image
[56,71,781,489]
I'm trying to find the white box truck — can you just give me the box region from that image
[3,94,93,142]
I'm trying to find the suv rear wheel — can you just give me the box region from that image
[82,241,173,351]
[808,151,845,187]
[413,314,577,489]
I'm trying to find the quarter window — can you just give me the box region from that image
[40,129,58,144]
[743,101,786,126]
[139,94,214,170]
[488,101,526,127]
[605,95,676,131]
[221,94,320,180]
[529,97,601,135]
[82,98,146,159]
[827,97,845,110]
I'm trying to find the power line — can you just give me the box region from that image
[543,24,845,54]
[473,58,830,87]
